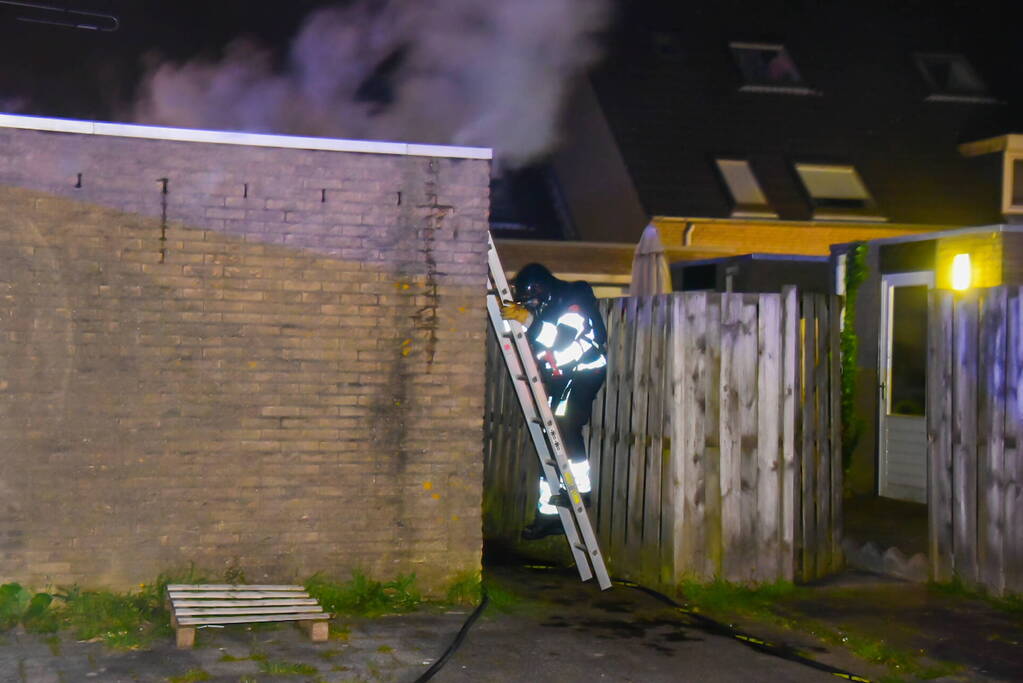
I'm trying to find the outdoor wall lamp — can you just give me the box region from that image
[951,253,972,291]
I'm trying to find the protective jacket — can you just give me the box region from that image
[525,279,608,416]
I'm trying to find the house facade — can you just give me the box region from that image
[494,1,1017,280]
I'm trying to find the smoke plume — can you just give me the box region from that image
[133,0,611,168]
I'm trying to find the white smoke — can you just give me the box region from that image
[133,0,611,168]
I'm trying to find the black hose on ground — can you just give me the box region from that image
[413,564,872,683]
[612,577,871,683]
[414,589,490,683]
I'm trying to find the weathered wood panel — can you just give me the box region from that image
[678,293,708,578]
[978,288,1007,595]
[482,290,842,590]
[1006,290,1023,594]
[952,292,979,586]
[781,286,800,581]
[800,294,817,583]
[927,291,955,583]
[756,294,782,582]
[719,294,743,582]
[828,294,844,573]
[926,286,1023,597]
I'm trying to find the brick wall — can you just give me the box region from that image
[0,121,491,593]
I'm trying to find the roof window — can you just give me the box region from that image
[715,159,777,218]
[795,164,884,221]
[914,53,996,103]
[730,42,815,95]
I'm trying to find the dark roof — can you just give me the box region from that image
[590,1,1021,226]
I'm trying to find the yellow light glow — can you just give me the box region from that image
[952,253,972,291]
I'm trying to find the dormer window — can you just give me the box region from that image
[715,159,777,218]
[914,53,996,103]
[795,164,885,222]
[730,42,815,95]
[959,134,1023,219]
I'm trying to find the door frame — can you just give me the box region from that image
[877,270,934,499]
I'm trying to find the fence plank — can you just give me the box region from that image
[828,294,843,573]
[978,288,1007,594]
[1005,288,1023,594]
[626,297,652,573]
[587,308,608,533]
[643,295,669,584]
[665,296,687,584]
[756,294,782,582]
[596,299,623,549]
[720,294,743,581]
[609,298,637,565]
[927,290,955,582]
[737,295,761,582]
[704,295,724,577]
[781,287,799,581]
[680,293,709,577]
[952,292,979,586]
[800,294,818,582]
[814,295,831,579]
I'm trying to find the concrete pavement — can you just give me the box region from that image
[1,561,1021,682]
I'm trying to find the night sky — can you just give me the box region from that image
[1,1,1019,154]
[0,1,336,120]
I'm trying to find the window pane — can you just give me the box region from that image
[731,44,804,86]
[795,164,877,214]
[797,165,868,200]
[716,159,768,205]
[1012,159,1023,207]
[916,54,988,96]
[889,285,928,416]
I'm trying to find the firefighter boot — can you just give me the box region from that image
[521,514,565,540]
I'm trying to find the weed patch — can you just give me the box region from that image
[444,571,482,606]
[168,669,211,683]
[929,576,1023,615]
[257,659,319,675]
[677,577,801,617]
[305,571,420,617]
[676,577,961,681]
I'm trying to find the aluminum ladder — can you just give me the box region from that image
[485,234,612,590]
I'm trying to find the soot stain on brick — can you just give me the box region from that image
[157,177,169,263]
[412,159,453,370]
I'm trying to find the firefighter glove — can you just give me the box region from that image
[501,302,531,324]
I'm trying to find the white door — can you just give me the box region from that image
[878,271,932,503]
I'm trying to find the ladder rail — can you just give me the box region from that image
[486,297,593,581]
[485,234,612,590]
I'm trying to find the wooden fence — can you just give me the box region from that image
[483,289,842,589]
[928,286,1023,596]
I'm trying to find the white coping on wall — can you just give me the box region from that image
[865,223,1023,247]
[0,112,493,161]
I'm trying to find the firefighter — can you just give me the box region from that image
[501,263,608,540]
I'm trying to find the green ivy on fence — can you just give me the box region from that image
[840,242,867,472]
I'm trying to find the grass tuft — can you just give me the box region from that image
[257,659,319,675]
[305,570,420,617]
[444,571,482,606]
[168,670,211,683]
[677,577,800,616]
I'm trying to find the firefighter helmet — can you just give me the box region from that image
[513,263,556,311]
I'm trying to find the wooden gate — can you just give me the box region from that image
[484,288,842,589]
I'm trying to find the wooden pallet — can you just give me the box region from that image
[167,584,330,648]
